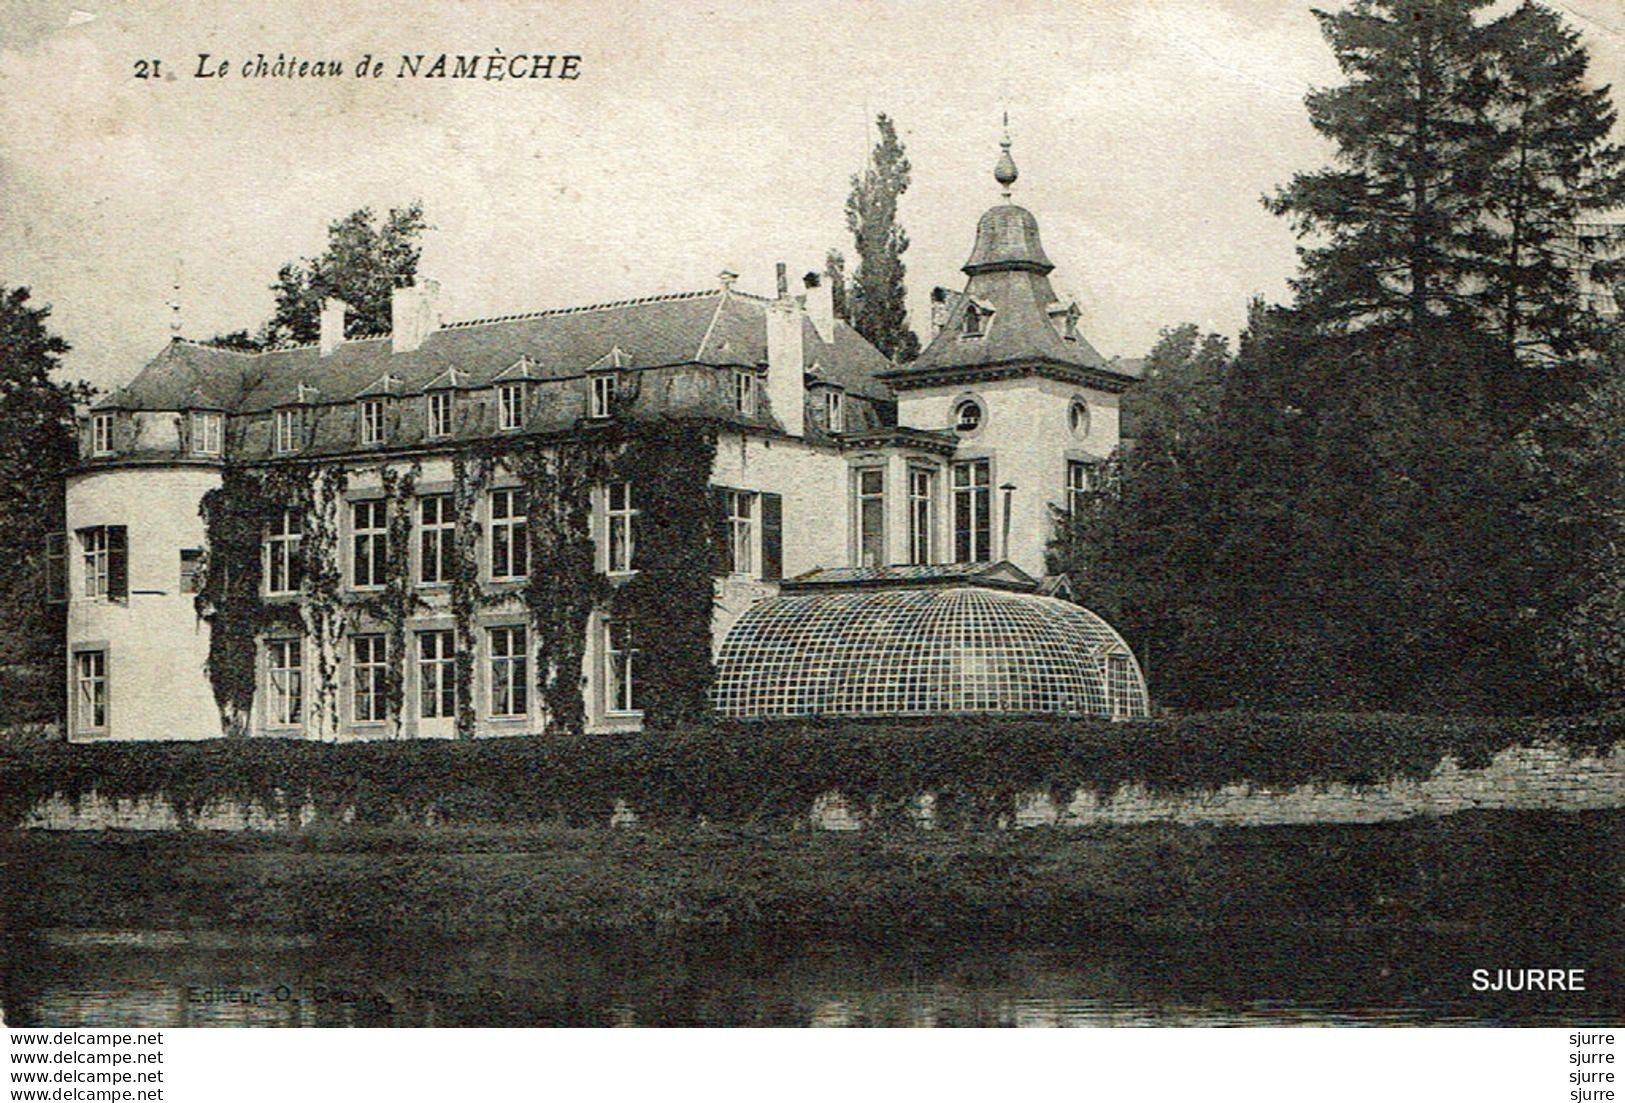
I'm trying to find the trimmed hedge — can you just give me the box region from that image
[2,712,1619,830]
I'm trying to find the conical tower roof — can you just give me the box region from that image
[884,133,1136,390]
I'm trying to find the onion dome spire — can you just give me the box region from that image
[994,113,1018,199]
[963,117,1053,276]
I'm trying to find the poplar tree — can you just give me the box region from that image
[843,115,920,362]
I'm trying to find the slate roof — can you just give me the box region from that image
[96,288,894,415]
[884,191,1138,389]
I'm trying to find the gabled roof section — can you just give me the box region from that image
[586,345,634,373]
[782,561,1039,593]
[355,372,404,398]
[423,366,470,390]
[491,355,539,382]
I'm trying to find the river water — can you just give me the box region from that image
[4,924,1621,1027]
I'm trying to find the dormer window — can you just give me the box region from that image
[359,399,386,446]
[825,390,844,433]
[191,411,223,456]
[1050,303,1081,342]
[961,302,992,338]
[589,374,615,419]
[734,370,758,416]
[427,391,453,439]
[498,382,527,431]
[91,413,114,456]
[274,408,299,454]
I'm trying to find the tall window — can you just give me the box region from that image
[725,490,754,576]
[265,510,303,595]
[825,390,844,432]
[191,411,222,455]
[734,370,758,416]
[352,499,387,588]
[490,488,528,580]
[275,408,299,454]
[91,413,114,456]
[75,650,106,732]
[853,467,885,568]
[417,630,456,720]
[78,525,126,600]
[589,374,615,419]
[606,480,636,573]
[81,526,109,597]
[908,466,936,566]
[488,625,528,718]
[427,391,453,438]
[359,399,386,446]
[952,459,991,563]
[267,639,302,726]
[604,619,638,714]
[352,634,388,723]
[419,495,454,584]
[1067,460,1097,515]
[498,382,526,430]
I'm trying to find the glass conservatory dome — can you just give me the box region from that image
[712,583,1149,720]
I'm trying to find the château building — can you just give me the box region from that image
[59,141,1149,741]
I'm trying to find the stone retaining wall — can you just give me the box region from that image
[18,740,1625,833]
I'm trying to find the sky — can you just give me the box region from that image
[1,0,1622,395]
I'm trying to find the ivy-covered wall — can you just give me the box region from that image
[196,419,722,739]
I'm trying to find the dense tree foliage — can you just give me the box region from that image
[1057,0,1623,714]
[212,202,428,349]
[838,115,920,362]
[0,288,90,723]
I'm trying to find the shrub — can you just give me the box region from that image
[2,711,1615,830]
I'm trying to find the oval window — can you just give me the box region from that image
[954,397,984,434]
[1069,396,1090,438]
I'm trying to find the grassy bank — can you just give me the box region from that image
[4,810,1620,938]
[4,713,1622,829]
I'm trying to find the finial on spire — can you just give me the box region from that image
[165,260,183,337]
[994,114,1018,199]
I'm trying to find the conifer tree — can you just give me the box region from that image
[844,115,920,362]
[1266,0,1497,358]
[1476,3,1625,370]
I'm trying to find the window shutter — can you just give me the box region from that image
[106,525,128,600]
[710,487,731,574]
[761,492,783,581]
[45,531,66,603]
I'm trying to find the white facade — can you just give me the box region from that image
[62,149,1139,741]
[64,464,221,741]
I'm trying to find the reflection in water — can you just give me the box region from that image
[4,924,1621,1027]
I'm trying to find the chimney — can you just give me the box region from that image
[930,287,951,336]
[803,272,834,344]
[319,298,347,357]
[765,264,806,438]
[390,278,441,355]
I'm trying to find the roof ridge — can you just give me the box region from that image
[170,337,262,357]
[178,289,728,356]
[439,288,723,332]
